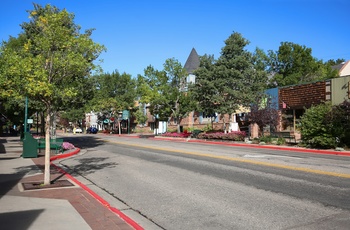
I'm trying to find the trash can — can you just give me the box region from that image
[22,132,38,158]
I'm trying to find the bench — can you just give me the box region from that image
[38,138,64,154]
[271,131,296,143]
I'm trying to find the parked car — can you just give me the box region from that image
[87,127,98,134]
[75,127,83,133]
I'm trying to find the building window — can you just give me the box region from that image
[200,112,217,124]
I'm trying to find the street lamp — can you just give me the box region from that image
[24,96,28,133]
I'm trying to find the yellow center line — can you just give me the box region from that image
[105,139,350,179]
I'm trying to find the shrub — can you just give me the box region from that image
[197,131,246,141]
[276,137,286,145]
[329,100,350,147]
[161,132,191,138]
[202,124,213,132]
[300,102,336,149]
[259,135,273,143]
[224,131,246,141]
[186,127,196,132]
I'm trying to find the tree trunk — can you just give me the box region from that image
[176,117,182,133]
[44,109,51,185]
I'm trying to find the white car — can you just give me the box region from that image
[75,127,83,133]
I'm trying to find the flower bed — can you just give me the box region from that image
[161,130,246,141]
[62,142,75,150]
[197,131,246,141]
[161,132,191,138]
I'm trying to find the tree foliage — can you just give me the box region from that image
[0,3,105,184]
[134,106,147,127]
[89,71,136,111]
[192,32,268,131]
[325,58,345,66]
[267,42,338,87]
[248,94,279,136]
[138,58,196,133]
[190,54,219,124]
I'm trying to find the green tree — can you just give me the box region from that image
[325,58,345,66]
[163,58,197,133]
[190,54,219,127]
[252,47,270,72]
[60,108,86,128]
[134,106,147,127]
[88,71,137,127]
[139,58,196,133]
[193,32,268,132]
[0,4,105,185]
[137,66,167,118]
[268,42,338,87]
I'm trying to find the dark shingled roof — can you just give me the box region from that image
[184,48,200,74]
[331,62,345,71]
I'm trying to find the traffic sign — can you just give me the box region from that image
[122,110,129,119]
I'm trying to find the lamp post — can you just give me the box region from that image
[24,96,28,133]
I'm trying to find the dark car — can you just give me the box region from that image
[87,127,98,134]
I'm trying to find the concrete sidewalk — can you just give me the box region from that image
[0,136,141,230]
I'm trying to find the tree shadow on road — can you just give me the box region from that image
[67,157,118,176]
[63,136,105,149]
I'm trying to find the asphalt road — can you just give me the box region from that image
[60,134,350,230]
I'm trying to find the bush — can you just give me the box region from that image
[197,131,246,141]
[161,132,191,138]
[330,100,350,147]
[259,135,273,143]
[276,137,286,145]
[300,102,337,149]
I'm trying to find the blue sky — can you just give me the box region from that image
[1,0,349,78]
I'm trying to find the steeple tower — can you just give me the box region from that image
[184,48,200,74]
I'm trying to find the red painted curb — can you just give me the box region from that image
[50,149,144,230]
[50,148,81,161]
[187,139,350,156]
